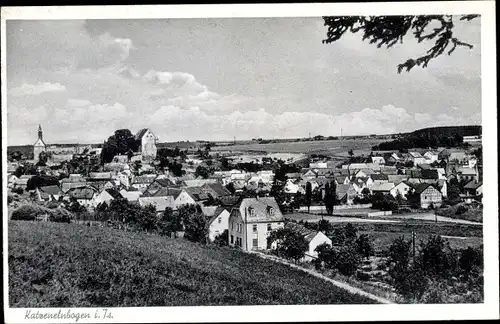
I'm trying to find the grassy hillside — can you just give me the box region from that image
[8,221,374,307]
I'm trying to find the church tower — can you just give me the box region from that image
[38,124,43,141]
[33,124,46,163]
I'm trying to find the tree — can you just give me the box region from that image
[268,227,308,262]
[159,207,183,238]
[447,177,462,204]
[37,151,48,166]
[138,204,158,233]
[10,151,23,161]
[335,244,361,276]
[225,182,236,194]
[324,180,337,215]
[270,177,287,212]
[355,234,374,259]
[305,181,312,213]
[314,243,338,270]
[183,210,208,244]
[195,165,211,179]
[213,229,229,247]
[323,15,479,73]
[317,219,332,234]
[344,223,358,244]
[101,129,139,163]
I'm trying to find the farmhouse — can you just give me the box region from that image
[138,196,176,214]
[36,185,64,202]
[284,222,332,261]
[457,167,478,182]
[336,184,357,205]
[390,181,410,199]
[119,188,143,203]
[60,174,87,192]
[206,207,231,242]
[408,152,426,166]
[65,186,98,208]
[408,183,442,209]
[371,182,395,195]
[13,175,35,190]
[131,174,157,192]
[463,180,483,197]
[93,188,123,206]
[371,156,385,164]
[228,197,284,251]
[284,179,305,194]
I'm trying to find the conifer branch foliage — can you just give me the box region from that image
[322,15,479,73]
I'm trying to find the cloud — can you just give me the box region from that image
[9,82,66,96]
[77,33,135,69]
[68,98,92,107]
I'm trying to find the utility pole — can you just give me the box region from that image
[411,231,416,257]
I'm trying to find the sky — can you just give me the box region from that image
[6,17,481,145]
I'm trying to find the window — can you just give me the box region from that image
[230,235,234,244]
[218,217,222,224]
[253,224,257,233]
[231,222,234,230]
[253,238,258,248]
[248,207,255,217]
[267,206,275,216]
[424,196,428,200]
[267,223,272,231]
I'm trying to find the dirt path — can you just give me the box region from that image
[249,251,393,304]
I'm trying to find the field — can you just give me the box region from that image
[8,221,374,307]
[212,139,386,155]
[285,213,482,252]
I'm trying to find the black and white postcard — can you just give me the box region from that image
[2,2,498,323]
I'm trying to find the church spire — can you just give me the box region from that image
[38,124,43,141]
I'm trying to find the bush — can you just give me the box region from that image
[335,244,361,276]
[49,208,73,223]
[12,187,24,195]
[11,204,47,221]
[213,230,229,247]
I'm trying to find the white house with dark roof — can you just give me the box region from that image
[228,197,284,251]
[65,186,98,208]
[285,222,332,261]
[135,128,158,162]
[138,196,176,214]
[36,185,64,202]
[408,152,426,166]
[207,207,231,242]
[371,156,385,164]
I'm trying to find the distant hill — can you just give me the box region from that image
[8,221,374,307]
[410,125,481,138]
[373,125,481,151]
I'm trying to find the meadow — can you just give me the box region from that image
[8,221,375,307]
[211,139,386,155]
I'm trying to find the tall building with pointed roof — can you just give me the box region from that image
[135,128,158,163]
[33,124,46,163]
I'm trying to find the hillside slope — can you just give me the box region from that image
[8,221,374,307]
